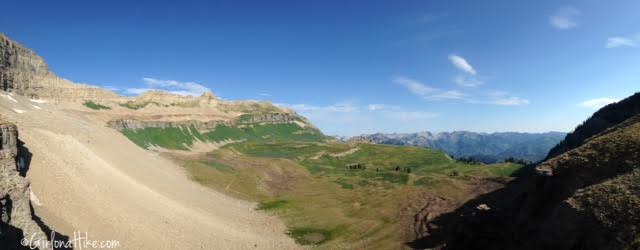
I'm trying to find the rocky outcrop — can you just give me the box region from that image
[238,113,298,124]
[108,113,304,131]
[346,136,375,144]
[107,119,233,131]
[0,33,119,101]
[0,120,47,248]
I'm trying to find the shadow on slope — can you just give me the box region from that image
[17,142,73,250]
[406,167,533,250]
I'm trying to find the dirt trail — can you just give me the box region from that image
[0,95,299,249]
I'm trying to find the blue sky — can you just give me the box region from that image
[1,0,639,136]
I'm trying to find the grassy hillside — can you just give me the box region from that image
[83,100,111,110]
[121,123,325,150]
[117,116,523,248]
[172,141,521,249]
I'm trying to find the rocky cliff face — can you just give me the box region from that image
[0,120,47,248]
[107,119,233,131]
[108,113,303,131]
[0,33,119,101]
[238,113,298,124]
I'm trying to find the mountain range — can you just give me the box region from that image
[347,131,566,163]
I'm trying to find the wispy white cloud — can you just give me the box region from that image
[430,90,467,100]
[453,75,484,87]
[488,91,530,106]
[448,54,477,75]
[579,97,619,109]
[123,77,211,96]
[276,102,438,120]
[367,104,386,111]
[606,36,638,48]
[276,102,439,135]
[394,77,528,106]
[281,102,358,113]
[258,92,272,97]
[393,76,468,101]
[448,54,484,88]
[393,77,438,96]
[492,96,530,106]
[549,6,580,30]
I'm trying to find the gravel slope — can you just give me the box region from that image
[0,94,299,249]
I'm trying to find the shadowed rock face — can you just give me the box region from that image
[519,115,640,249]
[409,115,640,250]
[0,121,48,249]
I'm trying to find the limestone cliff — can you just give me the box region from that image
[107,113,305,131]
[0,120,47,249]
[0,33,119,101]
[107,119,233,131]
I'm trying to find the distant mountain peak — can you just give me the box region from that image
[350,131,566,163]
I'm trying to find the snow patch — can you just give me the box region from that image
[12,109,25,114]
[2,94,18,103]
[30,190,42,206]
[31,104,41,110]
[30,99,47,103]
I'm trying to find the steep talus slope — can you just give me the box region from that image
[0,120,47,249]
[546,92,640,159]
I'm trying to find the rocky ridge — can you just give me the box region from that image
[546,92,640,160]
[0,120,47,249]
[107,113,301,131]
